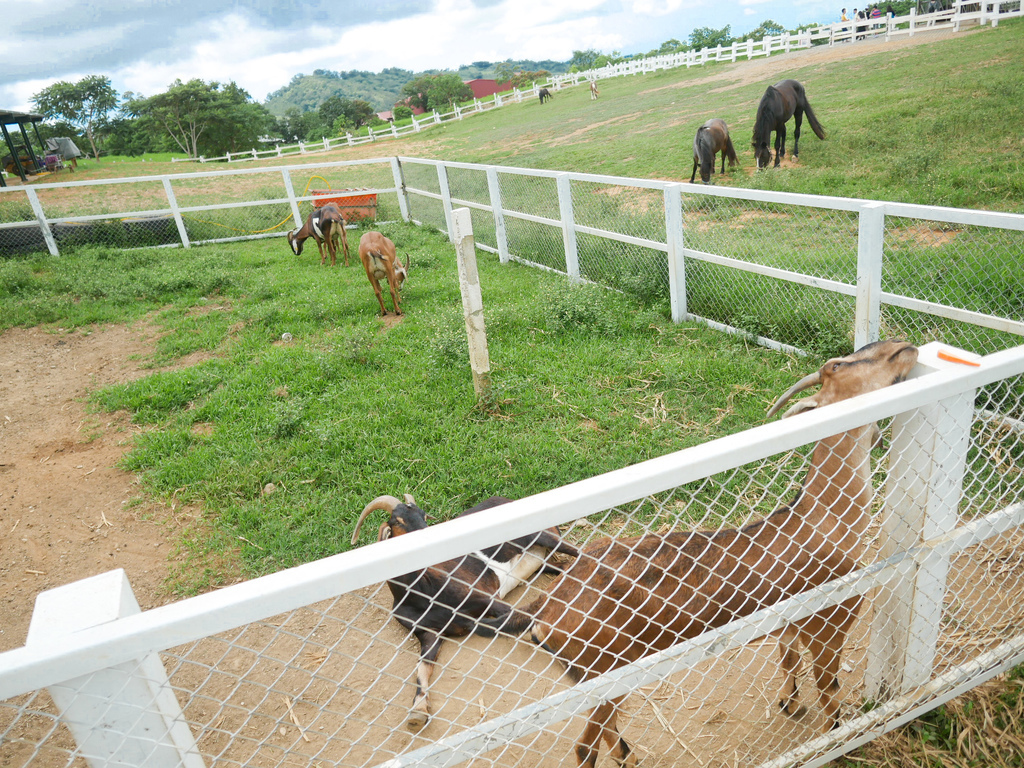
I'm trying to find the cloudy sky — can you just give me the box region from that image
[3,0,839,112]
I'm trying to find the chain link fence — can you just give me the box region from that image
[2,157,1024,767]
[2,345,1023,767]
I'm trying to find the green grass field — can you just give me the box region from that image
[2,20,1024,767]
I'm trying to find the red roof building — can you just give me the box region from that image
[464,79,513,99]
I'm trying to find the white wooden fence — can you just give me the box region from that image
[175,0,1021,165]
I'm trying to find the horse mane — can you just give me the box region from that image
[751,85,779,149]
[694,127,715,173]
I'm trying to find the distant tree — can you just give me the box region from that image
[746,19,786,41]
[689,25,733,50]
[31,75,118,160]
[507,69,549,89]
[657,39,685,54]
[133,79,274,158]
[344,99,376,129]
[392,105,413,121]
[494,61,522,83]
[400,73,472,113]
[318,96,348,128]
[570,49,602,70]
[400,75,435,112]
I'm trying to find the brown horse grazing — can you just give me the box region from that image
[751,79,826,169]
[690,118,738,184]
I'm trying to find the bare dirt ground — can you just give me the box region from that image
[0,324,174,652]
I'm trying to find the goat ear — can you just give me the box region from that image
[377,522,392,541]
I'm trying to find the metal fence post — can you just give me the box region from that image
[485,167,509,264]
[664,183,688,323]
[162,178,191,249]
[855,201,885,349]
[436,163,455,240]
[864,343,975,701]
[281,169,303,228]
[556,173,580,282]
[390,157,411,223]
[27,570,206,768]
[452,208,492,396]
[25,187,58,256]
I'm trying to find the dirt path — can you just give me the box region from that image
[0,325,176,652]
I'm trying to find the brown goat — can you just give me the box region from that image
[490,340,919,768]
[358,231,408,316]
[352,494,580,731]
[287,203,350,266]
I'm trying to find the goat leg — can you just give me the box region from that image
[777,625,807,718]
[408,630,444,731]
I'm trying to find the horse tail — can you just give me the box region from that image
[724,134,738,167]
[802,95,827,140]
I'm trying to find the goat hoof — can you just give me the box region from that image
[780,700,807,718]
[406,711,428,732]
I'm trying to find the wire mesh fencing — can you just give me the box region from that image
[2,343,1023,768]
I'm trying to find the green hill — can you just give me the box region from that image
[263,59,572,115]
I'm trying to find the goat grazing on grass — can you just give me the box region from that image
[539,87,553,104]
[487,340,919,768]
[358,231,408,316]
[352,494,581,731]
[287,203,351,266]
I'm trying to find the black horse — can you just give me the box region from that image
[538,87,553,104]
[690,118,738,184]
[751,79,826,169]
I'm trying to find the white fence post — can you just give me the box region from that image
[162,178,191,249]
[25,188,58,256]
[436,162,455,239]
[854,201,885,349]
[485,167,509,264]
[27,569,205,768]
[864,343,975,700]
[664,183,688,323]
[281,169,303,228]
[556,173,580,281]
[391,157,411,223]
[451,208,492,396]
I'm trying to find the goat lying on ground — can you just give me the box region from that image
[358,231,408,316]
[487,340,919,768]
[287,203,350,266]
[352,494,581,731]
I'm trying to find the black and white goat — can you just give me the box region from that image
[287,202,350,266]
[351,494,580,731]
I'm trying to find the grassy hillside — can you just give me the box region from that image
[322,20,1024,211]
[57,21,1024,212]
[263,59,571,115]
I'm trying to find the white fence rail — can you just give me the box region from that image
[1,339,1024,768]
[170,0,1020,165]
[2,155,1023,360]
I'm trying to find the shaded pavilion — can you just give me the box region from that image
[0,110,46,187]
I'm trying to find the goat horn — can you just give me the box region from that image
[404,493,416,506]
[351,495,402,545]
[766,371,822,419]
